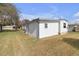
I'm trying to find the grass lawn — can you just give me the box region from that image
[0,31,79,55]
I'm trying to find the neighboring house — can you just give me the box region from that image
[68,24,79,32]
[25,18,68,39]
[2,25,16,30]
[0,25,15,31]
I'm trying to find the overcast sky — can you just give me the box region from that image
[15,3,79,23]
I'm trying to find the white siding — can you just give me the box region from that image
[28,22,39,38]
[39,22,59,38]
[2,26,15,30]
[59,20,68,34]
[25,25,29,34]
[26,20,68,39]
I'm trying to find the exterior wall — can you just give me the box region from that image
[39,22,59,38]
[2,26,15,30]
[28,22,39,38]
[59,20,68,34]
[25,24,29,34]
[22,25,26,33]
[25,20,68,39]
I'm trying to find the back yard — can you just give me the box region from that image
[0,31,79,56]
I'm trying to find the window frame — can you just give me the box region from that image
[45,23,48,28]
[63,23,66,28]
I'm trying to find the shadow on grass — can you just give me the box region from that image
[63,38,79,49]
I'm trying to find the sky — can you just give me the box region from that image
[15,3,79,23]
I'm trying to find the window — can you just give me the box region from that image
[63,23,66,28]
[45,23,48,28]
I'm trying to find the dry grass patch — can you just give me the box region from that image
[0,31,79,55]
[27,32,79,56]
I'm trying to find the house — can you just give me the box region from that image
[68,24,79,32]
[2,25,16,30]
[25,18,68,39]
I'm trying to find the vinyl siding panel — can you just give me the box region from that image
[28,22,39,38]
[39,22,59,38]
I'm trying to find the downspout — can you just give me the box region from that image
[28,23,29,35]
[58,20,61,35]
[37,21,39,39]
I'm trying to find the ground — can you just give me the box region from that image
[0,31,79,56]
